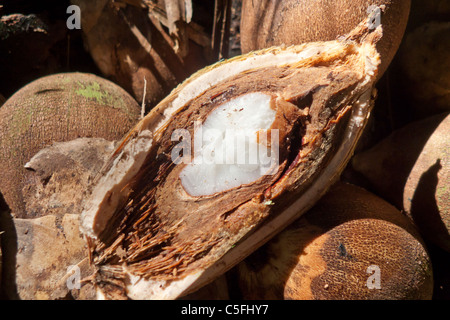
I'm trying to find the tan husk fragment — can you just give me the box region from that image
[80,17,382,299]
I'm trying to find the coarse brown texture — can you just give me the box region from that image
[80,19,381,299]
[240,0,410,79]
[72,0,213,112]
[396,22,450,118]
[0,72,141,218]
[352,113,449,252]
[234,182,434,300]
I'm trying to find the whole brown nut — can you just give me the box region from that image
[240,0,411,79]
[79,19,383,300]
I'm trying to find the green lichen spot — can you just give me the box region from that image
[75,81,111,105]
[74,81,134,119]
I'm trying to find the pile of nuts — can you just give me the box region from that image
[0,0,448,300]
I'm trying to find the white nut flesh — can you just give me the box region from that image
[180,92,278,196]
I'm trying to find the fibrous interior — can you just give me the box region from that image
[180,92,277,196]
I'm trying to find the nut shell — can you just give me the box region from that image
[0,138,116,300]
[0,213,94,300]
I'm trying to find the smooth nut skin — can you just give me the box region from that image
[0,72,140,218]
[240,0,410,79]
[234,182,434,300]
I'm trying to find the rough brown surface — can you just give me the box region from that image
[234,182,434,300]
[23,138,117,220]
[0,72,140,218]
[240,0,410,79]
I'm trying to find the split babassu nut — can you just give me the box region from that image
[80,17,382,299]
